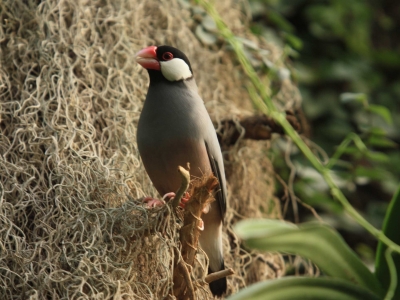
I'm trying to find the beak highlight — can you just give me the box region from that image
[135,46,160,70]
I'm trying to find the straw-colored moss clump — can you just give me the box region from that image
[0,0,300,298]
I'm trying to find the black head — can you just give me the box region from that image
[135,45,194,82]
[156,45,193,74]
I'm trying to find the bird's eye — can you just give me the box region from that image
[162,52,174,61]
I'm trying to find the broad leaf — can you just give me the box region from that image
[367,135,397,148]
[234,219,383,296]
[366,151,390,163]
[228,277,381,300]
[375,185,400,299]
[340,92,367,104]
[368,104,393,125]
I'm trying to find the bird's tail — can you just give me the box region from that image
[208,260,227,297]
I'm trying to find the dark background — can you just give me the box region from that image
[249,0,400,266]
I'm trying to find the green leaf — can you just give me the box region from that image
[355,166,386,180]
[195,25,217,45]
[266,10,294,32]
[375,185,400,299]
[367,135,397,148]
[234,219,384,296]
[342,145,365,155]
[227,277,381,300]
[369,127,388,136]
[366,151,390,163]
[284,33,303,50]
[340,92,367,104]
[367,104,393,125]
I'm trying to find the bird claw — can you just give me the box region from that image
[143,192,191,209]
[179,192,191,209]
[197,219,204,231]
[143,196,165,208]
[143,192,176,209]
[162,192,176,200]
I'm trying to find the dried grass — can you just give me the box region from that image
[0,0,300,298]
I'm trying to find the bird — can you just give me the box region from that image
[135,45,227,297]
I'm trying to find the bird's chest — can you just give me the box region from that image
[137,129,210,194]
[137,96,203,145]
[136,84,212,192]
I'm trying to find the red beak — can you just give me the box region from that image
[135,46,160,70]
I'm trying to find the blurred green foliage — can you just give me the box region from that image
[231,189,400,298]
[249,0,400,261]
[198,1,400,296]
[232,219,387,299]
[375,186,400,299]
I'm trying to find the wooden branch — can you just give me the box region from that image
[180,175,218,266]
[205,268,234,284]
[172,169,218,300]
[175,248,195,300]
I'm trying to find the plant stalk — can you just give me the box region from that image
[197,0,400,254]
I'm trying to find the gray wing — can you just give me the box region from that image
[205,141,227,219]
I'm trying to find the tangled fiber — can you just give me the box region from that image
[0,0,301,298]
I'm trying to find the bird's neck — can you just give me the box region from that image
[147,70,165,84]
[147,70,198,92]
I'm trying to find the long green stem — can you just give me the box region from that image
[384,247,397,300]
[326,133,368,169]
[197,0,400,254]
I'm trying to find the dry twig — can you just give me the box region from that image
[217,111,301,147]
[173,168,219,299]
[205,268,235,284]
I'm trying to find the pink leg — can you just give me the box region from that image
[179,192,191,208]
[143,196,165,208]
[162,192,176,200]
[143,192,176,209]
[143,192,194,209]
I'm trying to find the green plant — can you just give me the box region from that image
[250,0,400,230]
[231,185,400,299]
[228,277,380,300]
[197,0,399,253]
[375,186,400,299]
[195,0,400,298]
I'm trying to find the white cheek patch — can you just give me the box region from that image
[160,58,192,81]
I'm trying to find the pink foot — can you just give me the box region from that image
[162,192,176,201]
[179,192,191,208]
[143,196,165,208]
[143,192,176,209]
[143,192,192,209]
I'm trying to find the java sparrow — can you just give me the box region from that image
[135,45,227,297]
